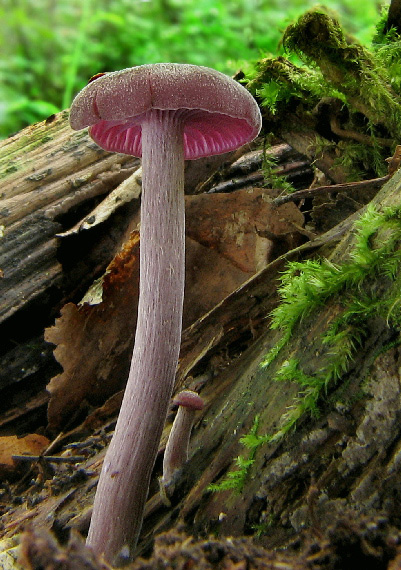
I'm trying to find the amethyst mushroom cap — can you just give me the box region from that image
[69,63,261,566]
[69,63,261,158]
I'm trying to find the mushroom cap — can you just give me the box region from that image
[69,63,261,160]
[173,390,204,411]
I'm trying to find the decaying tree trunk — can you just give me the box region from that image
[0,111,140,433]
[1,98,401,569]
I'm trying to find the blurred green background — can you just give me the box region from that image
[0,0,388,138]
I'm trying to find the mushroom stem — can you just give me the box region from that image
[86,109,185,566]
[162,390,204,487]
[162,407,195,484]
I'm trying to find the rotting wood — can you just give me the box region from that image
[0,111,139,326]
[0,199,358,543]
[2,96,401,569]
[2,166,400,562]
[158,168,401,552]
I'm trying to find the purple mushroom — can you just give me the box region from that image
[162,390,204,486]
[69,63,261,565]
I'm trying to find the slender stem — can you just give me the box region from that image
[86,109,185,566]
[162,407,193,484]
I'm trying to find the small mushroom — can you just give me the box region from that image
[162,390,204,485]
[69,63,261,565]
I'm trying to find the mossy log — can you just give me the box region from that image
[244,9,401,192]
[1,105,401,569]
[137,170,401,555]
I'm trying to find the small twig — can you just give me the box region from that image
[12,454,86,463]
[207,172,265,194]
[42,431,66,456]
[254,227,282,242]
[273,175,390,206]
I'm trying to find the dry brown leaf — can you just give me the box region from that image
[0,434,50,478]
[183,238,250,328]
[44,236,249,432]
[45,232,140,432]
[185,187,304,272]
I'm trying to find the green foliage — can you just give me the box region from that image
[0,0,384,138]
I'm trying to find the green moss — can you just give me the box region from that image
[265,202,401,432]
[282,10,401,135]
[245,55,341,120]
[243,8,401,182]
[266,204,401,338]
[208,415,261,494]
[252,513,277,537]
[1,164,19,178]
[262,147,296,193]
[212,203,401,493]
[336,138,389,179]
[41,134,54,144]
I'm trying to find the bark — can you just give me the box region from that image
[0,111,140,433]
[385,0,401,33]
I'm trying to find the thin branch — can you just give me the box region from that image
[12,454,86,463]
[272,176,390,206]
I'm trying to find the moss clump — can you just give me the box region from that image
[282,10,401,137]
[246,55,342,120]
[264,203,401,434]
[208,415,261,494]
[244,7,401,181]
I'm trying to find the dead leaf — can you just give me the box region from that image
[185,187,304,272]
[45,232,140,432]
[184,238,250,328]
[0,434,50,478]
[44,235,250,432]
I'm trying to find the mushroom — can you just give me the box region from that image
[162,390,204,486]
[69,63,261,565]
